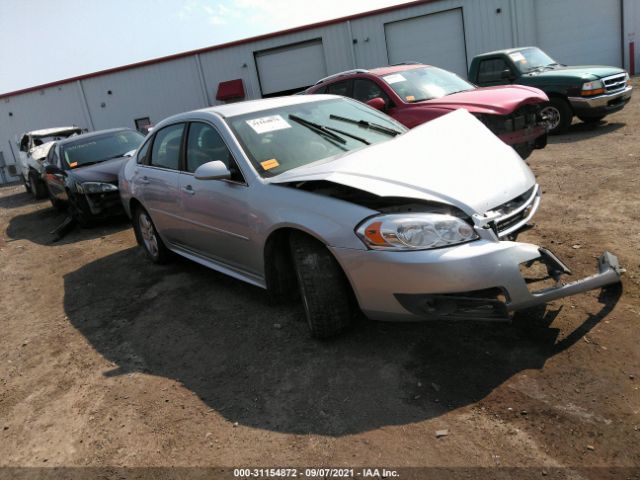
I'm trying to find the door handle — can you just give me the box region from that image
[182,184,195,195]
[140,176,150,184]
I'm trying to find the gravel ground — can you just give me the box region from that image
[0,81,638,480]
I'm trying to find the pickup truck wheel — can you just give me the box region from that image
[578,115,606,124]
[290,232,352,339]
[541,98,572,134]
[29,171,47,199]
[133,206,170,264]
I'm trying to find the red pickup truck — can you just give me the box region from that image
[306,64,549,159]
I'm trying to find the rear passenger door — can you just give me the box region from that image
[175,121,255,274]
[135,123,185,243]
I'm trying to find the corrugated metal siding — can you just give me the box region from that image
[80,56,207,130]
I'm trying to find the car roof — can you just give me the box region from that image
[24,126,82,138]
[368,64,429,76]
[475,46,537,58]
[56,127,134,146]
[158,94,341,125]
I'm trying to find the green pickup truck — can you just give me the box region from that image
[469,47,632,134]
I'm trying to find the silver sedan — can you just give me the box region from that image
[119,95,622,338]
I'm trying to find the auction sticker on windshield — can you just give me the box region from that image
[260,158,280,170]
[509,52,526,63]
[382,73,406,84]
[246,115,292,134]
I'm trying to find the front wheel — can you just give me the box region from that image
[29,171,47,199]
[578,115,606,124]
[289,232,353,339]
[541,98,573,134]
[133,206,170,264]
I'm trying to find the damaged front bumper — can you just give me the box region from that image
[332,240,623,322]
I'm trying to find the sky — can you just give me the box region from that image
[0,0,409,95]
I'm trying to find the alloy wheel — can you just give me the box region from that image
[541,105,561,131]
[138,212,159,258]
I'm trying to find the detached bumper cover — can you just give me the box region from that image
[332,241,623,321]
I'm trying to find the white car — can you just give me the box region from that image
[17,126,83,198]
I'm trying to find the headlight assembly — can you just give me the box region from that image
[581,80,604,96]
[76,182,118,194]
[356,213,479,251]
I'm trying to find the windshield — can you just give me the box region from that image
[510,47,558,73]
[226,98,407,177]
[381,67,475,102]
[62,131,144,168]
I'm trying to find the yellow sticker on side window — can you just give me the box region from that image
[406,95,415,102]
[260,158,280,170]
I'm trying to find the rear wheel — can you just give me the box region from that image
[29,171,47,199]
[541,97,572,134]
[289,232,353,339]
[133,206,170,264]
[578,115,606,124]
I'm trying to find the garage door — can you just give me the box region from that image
[255,40,327,97]
[535,0,622,67]
[384,9,467,76]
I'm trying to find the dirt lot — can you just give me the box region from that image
[1,84,639,480]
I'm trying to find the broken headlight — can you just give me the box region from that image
[76,182,118,194]
[356,213,478,251]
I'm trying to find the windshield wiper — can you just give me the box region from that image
[329,114,402,137]
[289,114,370,145]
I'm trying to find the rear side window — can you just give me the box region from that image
[136,138,151,165]
[326,80,352,96]
[478,58,511,83]
[353,79,390,104]
[150,124,184,170]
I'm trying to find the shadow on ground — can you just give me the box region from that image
[63,247,621,436]
[548,121,625,144]
[0,189,47,210]
[5,205,131,246]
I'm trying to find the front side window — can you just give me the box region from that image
[227,98,406,178]
[478,58,512,83]
[381,67,475,102]
[353,79,390,104]
[150,124,184,170]
[186,122,243,181]
[61,130,144,169]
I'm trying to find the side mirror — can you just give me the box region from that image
[500,69,515,81]
[366,97,386,111]
[194,160,231,181]
[44,164,63,175]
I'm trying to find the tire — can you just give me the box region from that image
[289,232,352,339]
[578,115,606,124]
[541,97,572,135]
[514,145,533,160]
[133,206,170,264]
[46,185,66,211]
[29,171,47,199]
[23,176,32,194]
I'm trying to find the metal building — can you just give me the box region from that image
[0,0,638,183]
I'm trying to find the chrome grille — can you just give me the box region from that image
[487,185,540,238]
[602,73,627,94]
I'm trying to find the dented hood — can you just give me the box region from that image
[423,85,548,115]
[269,109,536,215]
